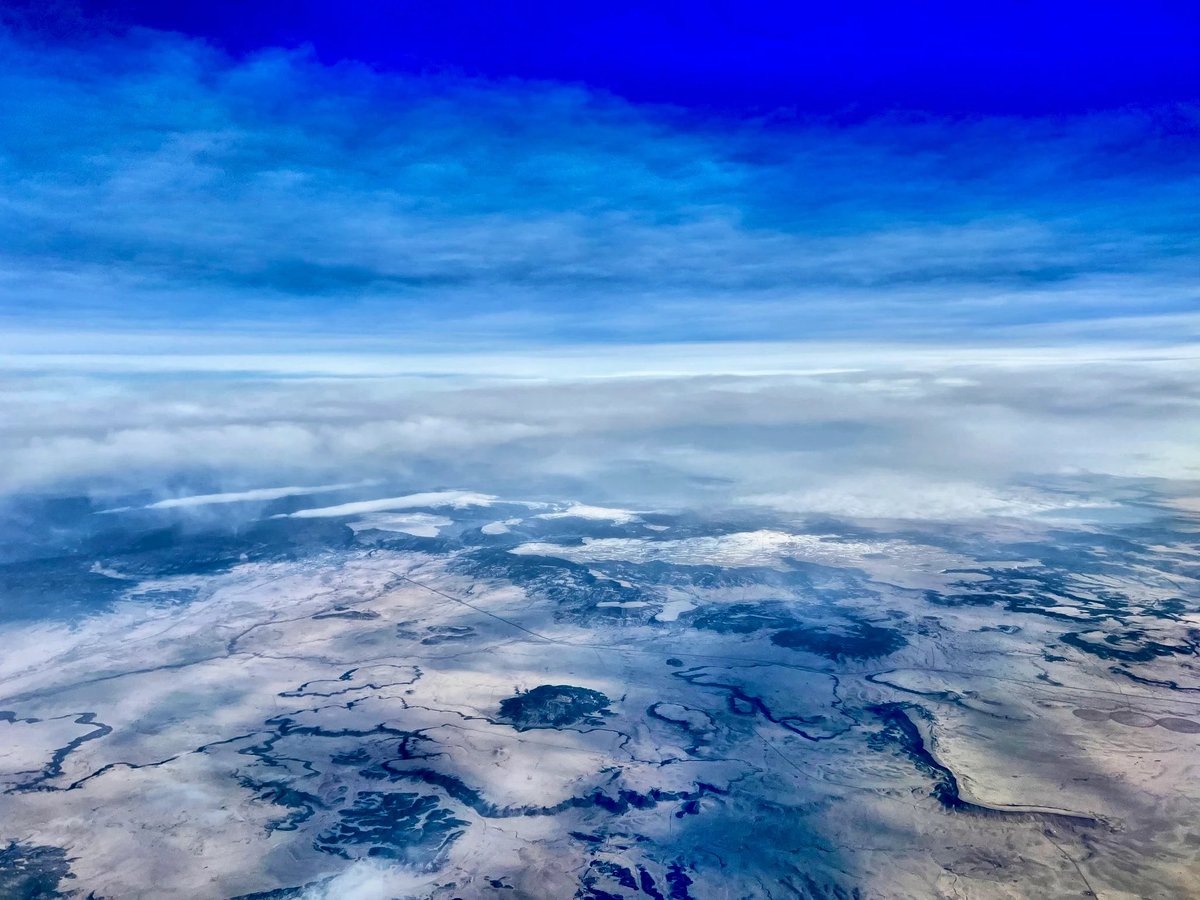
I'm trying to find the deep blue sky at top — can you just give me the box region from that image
[14,0,1200,116]
[1,1,1197,353]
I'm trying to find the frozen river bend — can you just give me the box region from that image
[1,489,1198,899]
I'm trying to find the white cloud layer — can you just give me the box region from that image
[278,491,498,518]
[2,351,1197,520]
[104,480,374,512]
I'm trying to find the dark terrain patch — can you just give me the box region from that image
[314,790,466,863]
[395,622,478,644]
[1157,717,1200,733]
[770,621,907,659]
[312,607,380,621]
[0,841,76,899]
[498,684,611,730]
[1060,627,1197,663]
[688,603,792,634]
[420,625,476,645]
[686,601,906,660]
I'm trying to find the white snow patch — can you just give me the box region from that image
[481,518,523,535]
[654,597,696,622]
[535,503,641,525]
[348,513,452,537]
[511,530,980,589]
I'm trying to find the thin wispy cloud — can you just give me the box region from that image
[101,480,377,512]
[277,491,499,518]
[1,27,1196,351]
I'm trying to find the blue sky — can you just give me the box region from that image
[0,2,1197,355]
[0,3,1197,505]
[12,1,1200,114]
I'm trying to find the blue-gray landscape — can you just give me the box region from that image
[1,2,1198,898]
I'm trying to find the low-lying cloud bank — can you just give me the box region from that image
[3,349,1197,520]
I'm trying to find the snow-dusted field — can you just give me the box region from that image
[1,496,1198,898]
